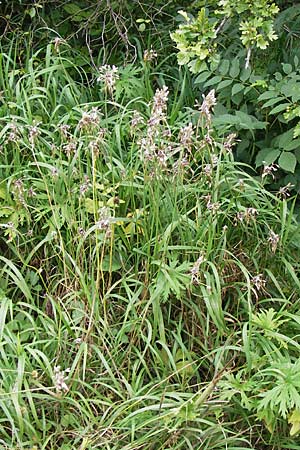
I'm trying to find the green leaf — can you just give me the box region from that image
[285,138,300,151]
[28,7,36,18]
[229,59,240,78]
[194,71,211,84]
[255,148,280,167]
[232,83,244,96]
[294,123,300,138]
[278,152,297,172]
[204,75,222,87]
[257,90,277,102]
[282,63,293,74]
[177,52,190,65]
[276,129,295,148]
[281,82,300,102]
[262,97,283,109]
[0,206,14,217]
[217,79,233,90]
[240,67,251,82]
[269,103,290,115]
[101,254,122,272]
[84,198,102,214]
[0,187,6,200]
[213,114,239,127]
[63,3,82,15]
[62,3,90,21]
[289,409,300,436]
[235,111,267,130]
[218,59,230,76]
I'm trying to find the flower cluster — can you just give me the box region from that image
[251,273,267,298]
[268,229,280,253]
[195,89,217,127]
[203,194,220,213]
[178,122,194,149]
[29,124,41,145]
[277,182,293,199]
[78,108,102,130]
[7,122,21,143]
[143,48,158,63]
[235,207,258,224]
[96,207,113,237]
[223,133,238,152]
[262,163,278,179]
[138,85,171,169]
[130,110,144,133]
[97,65,119,94]
[79,176,92,197]
[151,85,169,124]
[190,253,206,284]
[53,365,70,393]
[59,124,71,139]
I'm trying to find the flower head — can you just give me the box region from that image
[196,89,217,126]
[268,230,280,253]
[97,65,119,94]
[143,48,158,63]
[53,365,70,393]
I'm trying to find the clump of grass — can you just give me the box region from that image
[0,41,300,449]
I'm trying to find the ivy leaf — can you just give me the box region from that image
[278,152,297,173]
[288,409,300,436]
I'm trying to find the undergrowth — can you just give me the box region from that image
[1,35,300,449]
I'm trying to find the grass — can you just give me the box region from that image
[1,38,300,449]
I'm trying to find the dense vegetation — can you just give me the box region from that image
[1,1,300,448]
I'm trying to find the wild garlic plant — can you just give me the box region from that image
[0,39,300,449]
